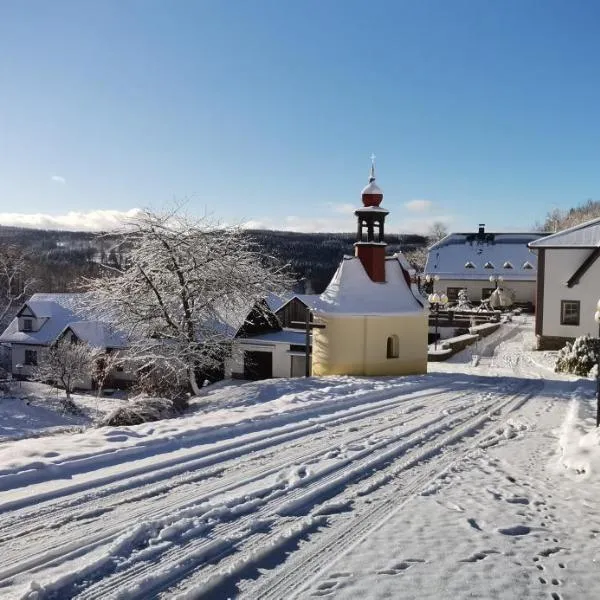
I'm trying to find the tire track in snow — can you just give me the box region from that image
[0,386,476,595]
[0,383,453,545]
[243,379,543,600]
[58,386,521,599]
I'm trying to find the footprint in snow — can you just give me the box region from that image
[498,525,531,536]
[506,496,530,505]
[312,580,340,596]
[460,549,499,563]
[376,559,425,575]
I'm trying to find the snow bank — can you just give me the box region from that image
[556,385,600,481]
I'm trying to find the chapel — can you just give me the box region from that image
[311,161,428,376]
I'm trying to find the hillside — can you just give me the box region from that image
[539,199,600,232]
[0,225,427,296]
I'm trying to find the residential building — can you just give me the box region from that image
[226,297,311,380]
[424,225,548,309]
[528,217,600,350]
[0,293,131,388]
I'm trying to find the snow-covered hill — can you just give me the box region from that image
[0,318,598,599]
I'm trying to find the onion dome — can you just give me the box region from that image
[361,156,383,207]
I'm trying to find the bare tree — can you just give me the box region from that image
[537,200,600,233]
[93,350,122,398]
[33,338,96,403]
[85,209,294,395]
[403,247,427,272]
[427,221,448,244]
[0,245,36,328]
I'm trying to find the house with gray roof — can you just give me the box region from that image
[528,217,600,349]
[0,292,316,385]
[424,224,548,309]
[0,293,132,388]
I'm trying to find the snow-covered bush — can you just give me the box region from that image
[555,335,599,376]
[98,396,187,427]
[455,289,471,310]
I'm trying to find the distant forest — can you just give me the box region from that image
[0,225,428,300]
[4,195,599,307]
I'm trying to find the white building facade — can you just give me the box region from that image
[529,218,600,350]
[425,225,548,309]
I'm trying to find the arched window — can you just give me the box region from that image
[386,335,399,359]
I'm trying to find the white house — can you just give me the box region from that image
[528,217,600,350]
[0,293,131,388]
[424,224,548,309]
[226,296,314,380]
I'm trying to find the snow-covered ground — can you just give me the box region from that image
[0,317,598,599]
[0,382,128,442]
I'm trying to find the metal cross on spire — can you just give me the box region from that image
[369,153,376,181]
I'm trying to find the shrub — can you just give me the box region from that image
[98,396,188,427]
[555,335,599,376]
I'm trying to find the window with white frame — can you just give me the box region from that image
[560,300,580,326]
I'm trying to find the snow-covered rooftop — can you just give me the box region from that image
[0,293,90,346]
[313,256,424,317]
[425,232,547,280]
[64,321,128,349]
[528,217,600,248]
[0,293,129,349]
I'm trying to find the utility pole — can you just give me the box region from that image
[292,308,325,377]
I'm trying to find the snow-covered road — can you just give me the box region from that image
[0,318,598,599]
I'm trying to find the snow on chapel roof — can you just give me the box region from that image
[313,256,423,317]
[361,180,383,196]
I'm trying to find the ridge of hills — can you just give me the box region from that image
[0,225,427,296]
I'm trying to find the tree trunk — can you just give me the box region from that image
[189,370,202,396]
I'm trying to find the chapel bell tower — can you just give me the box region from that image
[354,155,389,283]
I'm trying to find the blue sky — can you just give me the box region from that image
[1,0,599,234]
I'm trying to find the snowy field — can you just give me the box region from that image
[0,382,128,442]
[0,317,599,599]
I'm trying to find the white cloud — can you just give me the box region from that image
[243,213,455,235]
[327,203,356,214]
[0,209,144,232]
[400,215,454,236]
[51,175,66,184]
[242,215,352,233]
[404,199,432,212]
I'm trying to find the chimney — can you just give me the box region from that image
[478,224,485,235]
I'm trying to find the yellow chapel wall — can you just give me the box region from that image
[312,313,428,377]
